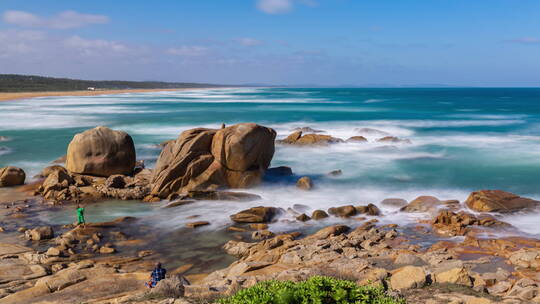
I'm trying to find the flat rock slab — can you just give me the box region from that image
[0,243,33,256]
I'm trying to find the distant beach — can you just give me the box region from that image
[0,87,223,102]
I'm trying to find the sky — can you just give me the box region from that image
[1,0,540,87]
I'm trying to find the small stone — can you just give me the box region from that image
[311,209,329,220]
[296,176,313,190]
[296,213,311,222]
[249,223,268,230]
[99,246,116,254]
[185,221,210,228]
[328,169,343,176]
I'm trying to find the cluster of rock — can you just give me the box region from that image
[277,129,411,146]
[148,123,276,200]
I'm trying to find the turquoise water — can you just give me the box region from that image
[1,88,540,234]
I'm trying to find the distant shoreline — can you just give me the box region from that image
[0,87,227,102]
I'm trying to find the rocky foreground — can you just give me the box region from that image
[1,123,540,303]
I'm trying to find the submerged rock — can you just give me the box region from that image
[151,123,276,199]
[465,190,540,213]
[186,190,261,201]
[346,136,368,142]
[401,196,442,213]
[66,126,136,177]
[0,166,25,187]
[25,226,54,241]
[377,136,411,144]
[266,166,293,176]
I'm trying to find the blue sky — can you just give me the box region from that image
[1,0,539,86]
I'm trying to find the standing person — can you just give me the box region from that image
[146,262,167,288]
[76,204,85,225]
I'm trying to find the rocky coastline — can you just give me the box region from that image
[1,123,540,303]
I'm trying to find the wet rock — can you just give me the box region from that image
[105,175,126,189]
[296,176,313,190]
[292,127,324,133]
[66,126,136,177]
[163,199,196,208]
[0,166,25,187]
[151,123,276,198]
[431,210,510,236]
[381,198,408,208]
[311,209,329,220]
[230,206,277,223]
[281,130,303,144]
[401,196,441,213]
[355,203,381,216]
[377,136,411,144]
[25,226,54,240]
[249,223,268,230]
[390,266,426,291]
[328,205,357,217]
[266,166,293,176]
[465,190,540,213]
[296,213,311,222]
[346,136,368,143]
[328,169,342,176]
[185,221,210,228]
[355,127,389,136]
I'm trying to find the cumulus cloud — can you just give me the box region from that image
[2,10,109,29]
[256,0,293,14]
[507,37,540,45]
[167,46,208,57]
[236,37,263,46]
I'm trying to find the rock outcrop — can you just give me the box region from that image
[278,131,343,146]
[465,190,539,213]
[0,166,25,187]
[66,126,136,177]
[230,207,277,223]
[150,123,276,199]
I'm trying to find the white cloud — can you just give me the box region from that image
[167,46,208,57]
[2,10,109,29]
[64,36,129,55]
[257,0,293,14]
[236,37,263,46]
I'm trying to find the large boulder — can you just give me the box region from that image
[151,123,276,199]
[66,126,136,177]
[465,190,540,213]
[0,166,25,187]
[389,266,426,291]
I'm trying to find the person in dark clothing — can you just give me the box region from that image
[146,262,166,288]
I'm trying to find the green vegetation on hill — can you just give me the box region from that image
[219,276,406,304]
[0,74,226,92]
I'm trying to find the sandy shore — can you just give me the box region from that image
[0,87,221,102]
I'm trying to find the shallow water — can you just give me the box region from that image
[1,88,540,236]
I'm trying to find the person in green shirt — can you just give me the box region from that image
[76,204,86,225]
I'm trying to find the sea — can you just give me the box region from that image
[1,87,540,237]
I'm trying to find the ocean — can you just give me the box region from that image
[1,87,540,236]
